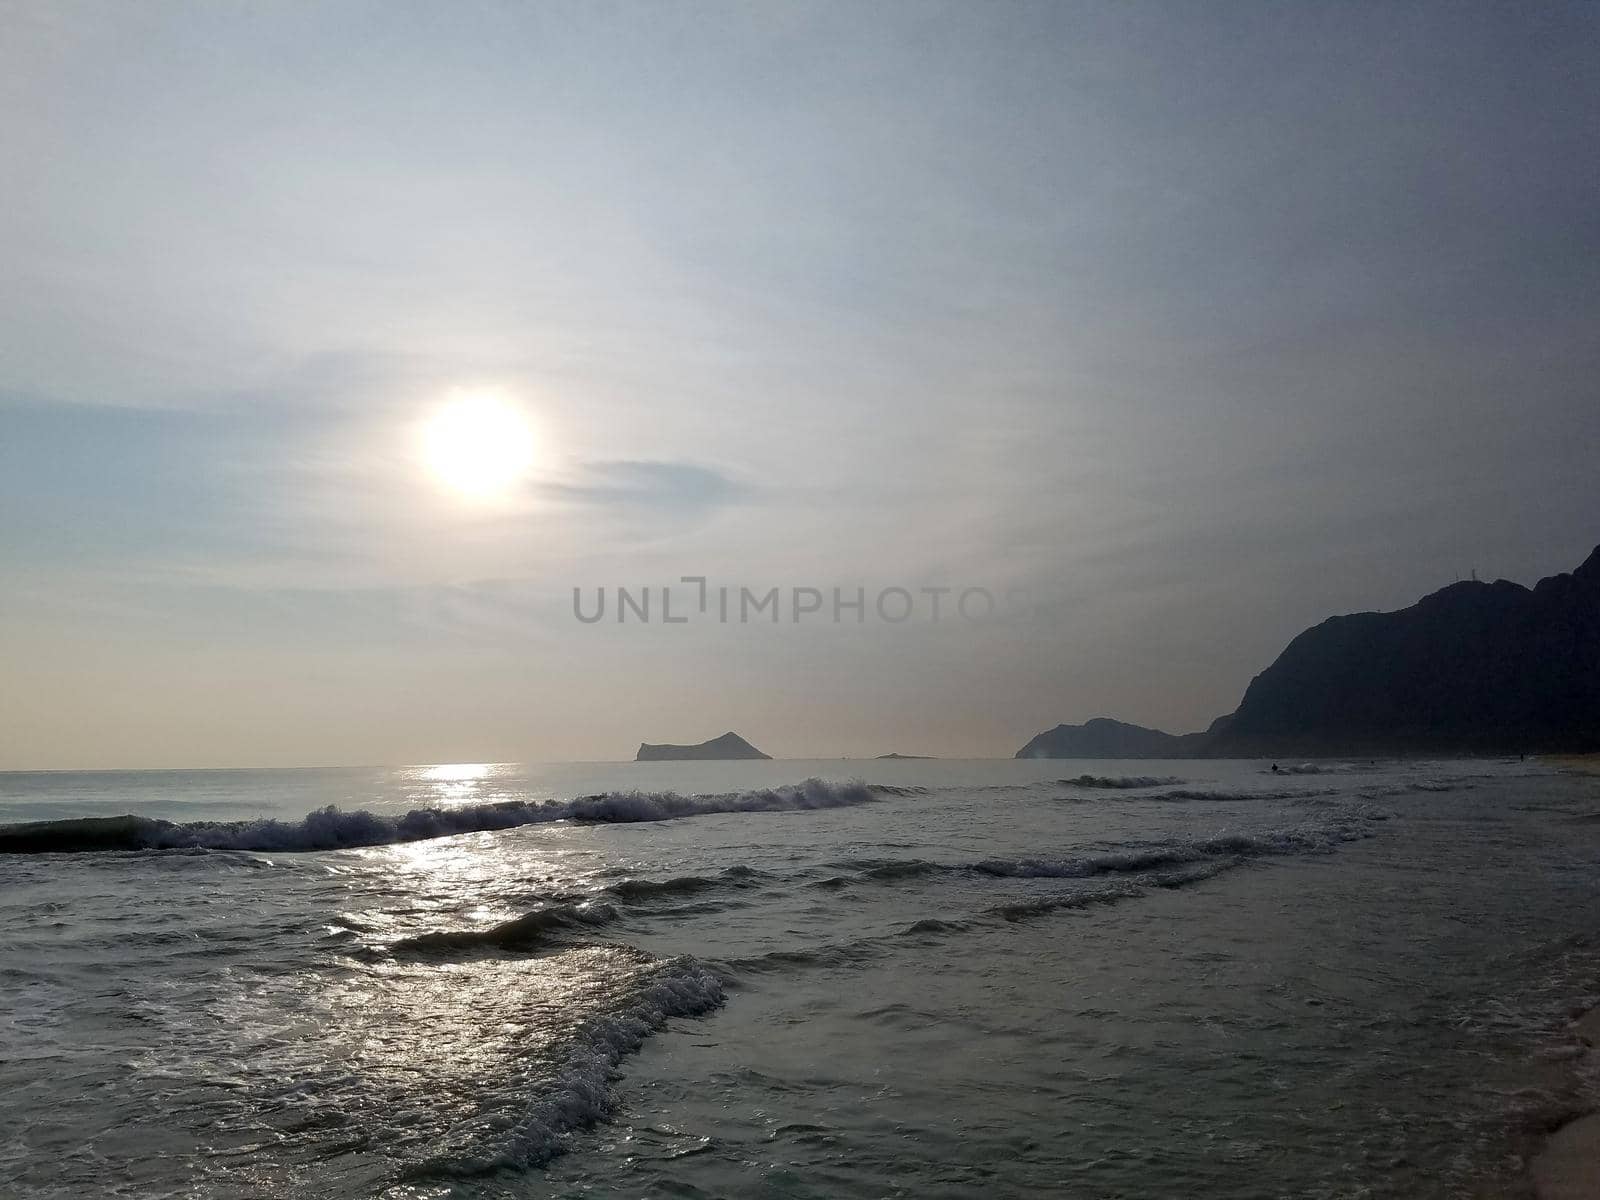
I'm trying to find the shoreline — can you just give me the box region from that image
[1542,754,1600,776]
[1524,1007,1600,1198]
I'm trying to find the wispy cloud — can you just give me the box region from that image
[544,460,748,511]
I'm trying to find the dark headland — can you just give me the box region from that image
[1018,543,1600,759]
[635,732,771,761]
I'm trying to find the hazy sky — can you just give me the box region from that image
[3,1,1597,768]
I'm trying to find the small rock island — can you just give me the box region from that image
[635,732,771,761]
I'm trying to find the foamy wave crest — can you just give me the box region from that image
[0,779,880,855]
[1057,786,1335,804]
[413,955,725,1177]
[1264,761,1393,776]
[1353,780,1468,799]
[724,813,1382,976]
[1149,787,1323,802]
[1060,774,1185,789]
[1400,779,1469,794]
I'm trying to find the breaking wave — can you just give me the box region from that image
[604,865,767,903]
[1054,785,1343,804]
[974,822,1368,879]
[1060,774,1185,789]
[0,779,881,855]
[986,860,1249,921]
[389,902,620,956]
[829,816,1377,890]
[409,954,726,1177]
[1149,787,1323,802]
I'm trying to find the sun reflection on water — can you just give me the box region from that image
[204,943,674,1186]
[340,828,604,944]
[418,763,494,783]
[403,762,507,808]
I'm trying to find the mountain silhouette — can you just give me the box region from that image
[1017,544,1600,758]
[1207,544,1600,756]
[1015,717,1205,759]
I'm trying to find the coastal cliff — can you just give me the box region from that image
[1208,545,1600,756]
[1017,544,1600,758]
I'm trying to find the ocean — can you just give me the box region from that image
[2,758,1598,1198]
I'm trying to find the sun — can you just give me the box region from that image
[421,392,537,500]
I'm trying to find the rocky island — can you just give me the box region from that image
[1015,717,1207,759]
[635,732,771,761]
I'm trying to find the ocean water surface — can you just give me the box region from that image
[3,757,1599,1198]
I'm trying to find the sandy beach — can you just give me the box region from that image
[1500,759,1600,1198]
[1524,1000,1600,1199]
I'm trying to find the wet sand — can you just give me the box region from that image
[1528,1008,1600,1199]
[1516,760,1600,1200]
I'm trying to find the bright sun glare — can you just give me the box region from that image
[421,392,536,499]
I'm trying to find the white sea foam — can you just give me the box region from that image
[417,955,726,1176]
